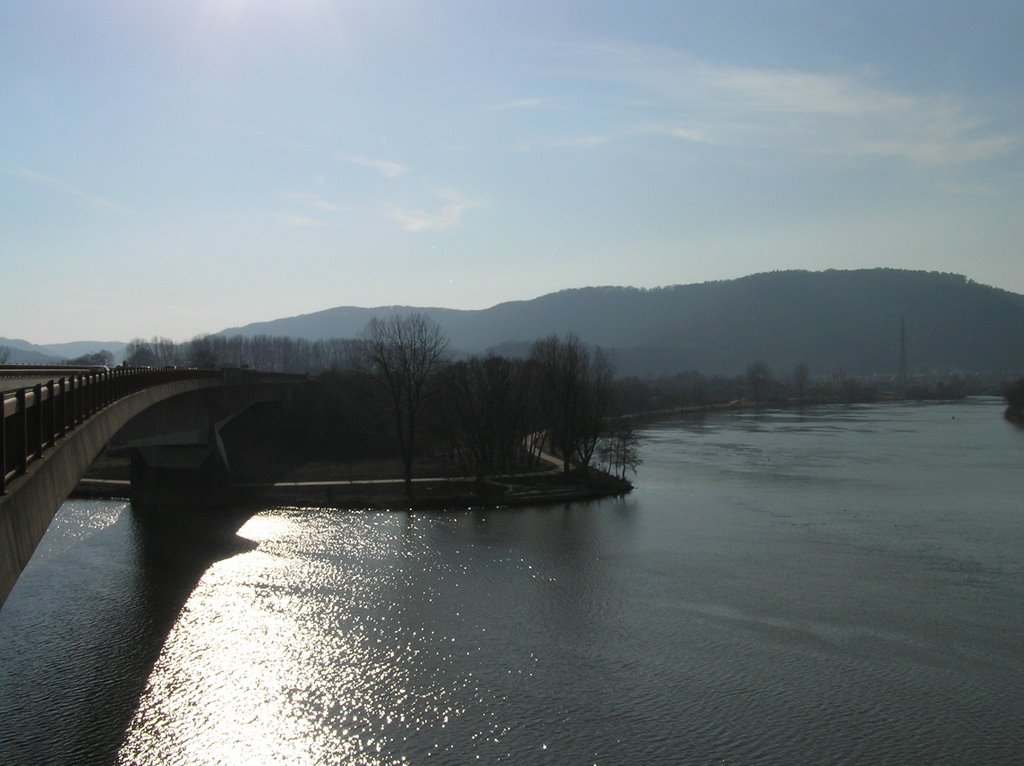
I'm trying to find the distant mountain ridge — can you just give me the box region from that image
[218,269,1024,377]
[0,338,128,365]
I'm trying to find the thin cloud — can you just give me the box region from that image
[276,213,328,229]
[390,191,479,233]
[10,168,131,213]
[485,97,550,111]
[338,154,409,178]
[285,191,350,213]
[555,42,1018,165]
[516,130,626,152]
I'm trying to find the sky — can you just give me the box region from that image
[2,0,1023,344]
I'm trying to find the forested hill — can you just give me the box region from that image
[218,269,1024,377]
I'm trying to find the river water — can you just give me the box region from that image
[1,398,1022,764]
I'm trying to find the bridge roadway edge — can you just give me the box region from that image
[0,378,222,608]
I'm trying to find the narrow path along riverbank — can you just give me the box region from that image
[74,447,631,510]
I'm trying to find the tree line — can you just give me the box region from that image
[120,319,997,490]
[124,319,641,489]
[357,314,639,490]
[1006,379,1024,423]
[125,334,358,372]
[612,360,992,413]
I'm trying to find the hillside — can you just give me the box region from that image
[0,338,128,365]
[217,270,1024,378]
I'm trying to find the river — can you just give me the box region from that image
[1,398,1022,764]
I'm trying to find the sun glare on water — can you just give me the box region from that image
[118,511,469,765]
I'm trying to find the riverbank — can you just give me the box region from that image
[73,453,633,510]
[236,469,631,510]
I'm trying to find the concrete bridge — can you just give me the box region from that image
[0,366,304,607]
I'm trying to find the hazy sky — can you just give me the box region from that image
[3,1,1023,344]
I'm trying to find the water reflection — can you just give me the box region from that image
[0,502,257,765]
[119,511,476,764]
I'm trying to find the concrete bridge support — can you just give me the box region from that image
[108,382,288,509]
[129,440,231,509]
[0,372,301,606]
[0,379,224,607]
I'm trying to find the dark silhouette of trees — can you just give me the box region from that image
[66,350,114,367]
[794,363,809,407]
[125,337,180,367]
[113,327,655,486]
[124,339,154,367]
[598,418,643,480]
[747,360,771,408]
[573,348,614,470]
[187,336,219,368]
[440,355,535,478]
[1006,378,1024,423]
[0,346,12,364]
[610,376,657,414]
[123,334,358,373]
[359,313,449,490]
[530,333,613,473]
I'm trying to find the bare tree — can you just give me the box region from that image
[573,347,613,470]
[67,350,114,367]
[746,359,771,409]
[598,418,643,480]
[0,346,13,364]
[440,355,534,478]
[187,335,219,368]
[125,333,363,374]
[794,363,809,408]
[125,337,182,367]
[1005,378,1024,423]
[125,338,158,367]
[359,313,449,491]
[530,333,612,474]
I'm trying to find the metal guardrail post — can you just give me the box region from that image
[77,374,85,424]
[46,380,56,449]
[76,374,83,421]
[1,398,7,493]
[16,389,28,475]
[57,378,67,437]
[68,375,77,429]
[32,384,44,460]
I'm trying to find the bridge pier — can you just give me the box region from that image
[109,384,282,509]
[129,440,231,509]
[0,370,302,607]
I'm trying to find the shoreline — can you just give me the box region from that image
[71,467,633,511]
[622,392,977,424]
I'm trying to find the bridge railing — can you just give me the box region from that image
[1,367,223,493]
